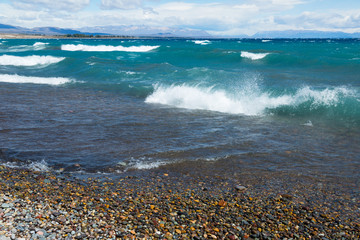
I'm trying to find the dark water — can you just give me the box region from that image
[0,38,359,184]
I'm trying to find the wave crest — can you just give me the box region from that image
[0,55,65,67]
[193,40,211,45]
[241,51,270,60]
[61,44,160,52]
[145,83,358,117]
[0,74,72,85]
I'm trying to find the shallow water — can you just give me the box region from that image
[0,38,359,184]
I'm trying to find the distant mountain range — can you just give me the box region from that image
[0,23,210,38]
[0,24,105,36]
[79,25,211,38]
[1,23,360,38]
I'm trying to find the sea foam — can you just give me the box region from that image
[241,51,270,60]
[145,84,357,116]
[1,159,51,172]
[193,40,211,45]
[61,44,160,52]
[0,74,71,85]
[124,157,167,170]
[33,42,49,46]
[0,55,65,67]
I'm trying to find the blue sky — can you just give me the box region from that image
[1,0,360,36]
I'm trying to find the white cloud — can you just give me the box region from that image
[274,10,360,33]
[1,1,360,36]
[246,0,305,11]
[11,0,90,12]
[101,0,143,10]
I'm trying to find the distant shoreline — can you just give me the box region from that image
[1,32,360,40]
[0,33,138,39]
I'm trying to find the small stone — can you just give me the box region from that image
[280,194,293,200]
[218,200,227,207]
[1,203,12,208]
[235,185,247,191]
[117,162,127,167]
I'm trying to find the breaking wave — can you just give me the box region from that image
[193,40,211,45]
[0,74,72,85]
[33,42,49,50]
[241,51,270,60]
[0,55,65,67]
[145,83,359,118]
[61,44,160,52]
[33,42,49,46]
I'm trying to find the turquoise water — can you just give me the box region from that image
[0,38,359,179]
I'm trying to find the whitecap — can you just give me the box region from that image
[241,51,270,60]
[0,74,72,85]
[33,42,49,46]
[193,40,211,45]
[145,83,289,116]
[262,40,272,42]
[61,44,160,52]
[0,55,65,67]
[145,83,357,116]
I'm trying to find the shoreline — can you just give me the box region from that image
[0,33,59,39]
[0,33,138,40]
[0,165,359,239]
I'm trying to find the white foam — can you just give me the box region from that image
[2,159,51,172]
[145,83,357,116]
[262,40,272,42]
[302,120,313,127]
[0,74,71,85]
[130,161,167,170]
[0,55,65,67]
[193,40,211,45]
[33,42,49,46]
[146,83,290,115]
[29,159,51,172]
[122,157,170,171]
[294,86,356,107]
[61,44,160,52]
[241,51,270,60]
[6,43,48,52]
[125,157,167,170]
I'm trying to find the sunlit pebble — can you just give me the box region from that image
[0,166,358,239]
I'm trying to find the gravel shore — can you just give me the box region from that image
[0,165,359,239]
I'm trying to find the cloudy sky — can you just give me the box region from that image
[0,0,360,36]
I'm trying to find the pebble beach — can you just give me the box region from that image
[0,164,359,240]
